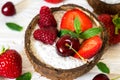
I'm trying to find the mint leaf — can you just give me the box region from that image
[97,62,110,74]
[112,14,120,34]
[16,72,32,80]
[6,22,23,31]
[58,29,79,38]
[79,27,102,39]
[74,17,81,34]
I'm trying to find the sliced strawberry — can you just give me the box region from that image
[74,36,102,59]
[60,9,93,32]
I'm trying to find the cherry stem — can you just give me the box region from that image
[65,43,89,63]
[111,76,120,80]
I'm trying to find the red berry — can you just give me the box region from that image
[38,6,57,28]
[98,14,120,45]
[98,14,112,26]
[1,2,16,16]
[56,35,80,57]
[60,9,93,32]
[93,74,110,80]
[45,0,63,4]
[0,49,22,78]
[74,36,102,59]
[33,27,58,45]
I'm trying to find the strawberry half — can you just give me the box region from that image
[60,9,93,32]
[74,36,102,59]
[0,49,22,78]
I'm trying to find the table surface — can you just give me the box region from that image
[0,0,120,80]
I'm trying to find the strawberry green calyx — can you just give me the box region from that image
[112,14,120,34]
[0,46,8,55]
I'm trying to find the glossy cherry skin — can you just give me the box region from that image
[93,74,110,80]
[56,35,80,57]
[1,2,16,16]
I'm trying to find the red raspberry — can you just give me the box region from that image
[33,27,58,45]
[38,6,57,28]
[40,6,51,15]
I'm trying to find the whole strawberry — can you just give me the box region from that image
[0,49,22,78]
[38,6,57,28]
[98,14,120,45]
[33,27,58,45]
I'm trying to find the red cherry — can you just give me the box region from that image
[56,35,80,57]
[93,74,110,80]
[1,2,16,16]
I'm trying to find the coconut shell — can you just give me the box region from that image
[25,4,108,80]
[87,0,120,15]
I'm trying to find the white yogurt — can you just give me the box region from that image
[30,9,98,70]
[31,35,85,69]
[101,0,120,4]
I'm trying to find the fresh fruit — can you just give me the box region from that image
[98,14,112,25]
[98,14,120,45]
[60,9,93,32]
[33,27,58,45]
[74,36,102,59]
[34,6,58,45]
[38,6,57,28]
[0,49,22,78]
[59,9,102,58]
[56,35,80,57]
[92,74,110,80]
[45,0,63,4]
[1,2,16,16]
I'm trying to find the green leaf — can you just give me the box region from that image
[97,62,110,74]
[79,27,102,39]
[58,29,79,38]
[0,46,9,55]
[112,14,120,34]
[16,72,32,80]
[6,22,23,31]
[74,17,81,34]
